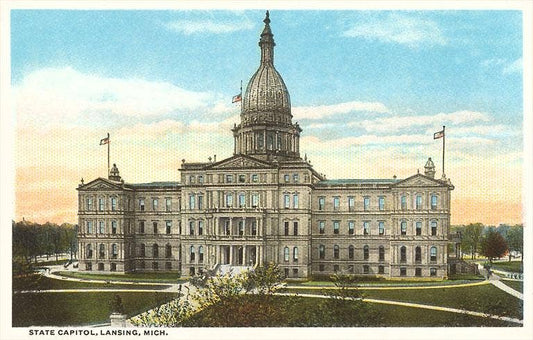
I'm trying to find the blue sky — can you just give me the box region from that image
[10,9,525,224]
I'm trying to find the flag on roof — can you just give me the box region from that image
[100,136,110,145]
[433,130,444,139]
[232,93,242,103]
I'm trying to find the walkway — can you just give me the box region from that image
[489,275,523,300]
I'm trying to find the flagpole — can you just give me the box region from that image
[107,132,110,177]
[442,125,445,178]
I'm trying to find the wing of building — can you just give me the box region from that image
[77,12,457,279]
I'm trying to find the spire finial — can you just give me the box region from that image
[264,10,270,25]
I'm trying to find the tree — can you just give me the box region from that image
[244,262,284,295]
[462,223,484,259]
[480,230,508,263]
[506,225,523,262]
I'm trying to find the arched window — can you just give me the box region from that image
[415,246,422,263]
[348,245,354,259]
[363,245,369,260]
[284,247,290,262]
[319,245,325,259]
[430,246,437,262]
[400,246,406,262]
[99,244,105,259]
[199,246,204,263]
[166,244,172,258]
[431,194,438,210]
[190,246,196,262]
[111,221,117,234]
[333,245,340,259]
[400,220,407,235]
[416,221,422,236]
[431,221,438,236]
[86,244,93,258]
[379,246,385,261]
[401,195,407,210]
[153,244,159,258]
[293,247,298,261]
[111,244,118,259]
[140,244,145,257]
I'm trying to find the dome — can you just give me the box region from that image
[242,11,291,122]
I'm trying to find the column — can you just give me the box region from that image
[243,246,247,266]
[229,217,233,236]
[229,246,233,265]
[243,217,247,236]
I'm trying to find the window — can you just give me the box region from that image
[198,221,204,236]
[99,198,105,211]
[400,246,407,262]
[140,244,145,257]
[166,244,172,258]
[293,268,299,277]
[166,262,172,270]
[139,261,145,269]
[293,222,298,236]
[416,195,423,210]
[378,196,385,211]
[284,222,290,236]
[139,199,145,211]
[189,195,196,210]
[251,193,259,208]
[153,222,158,234]
[198,175,204,184]
[401,195,407,210]
[293,247,298,261]
[334,245,340,259]
[226,174,233,183]
[363,245,369,260]
[400,267,407,276]
[99,244,105,259]
[98,263,104,271]
[319,221,325,234]
[199,246,204,263]
[284,247,290,262]
[415,246,421,263]
[153,244,159,258]
[333,265,339,272]
[238,174,246,183]
[431,221,437,236]
[153,198,158,211]
[224,220,230,235]
[401,221,407,235]
[348,221,354,235]
[87,197,93,210]
[190,175,195,184]
[139,221,145,234]
[225,193,233,207]
[189,221,195,235]
[251,221,257,236]
[319,245,325,259]
[166,198,172,212]
[348,245,354,259]
[430,246,437,262]
[379,221,385,235]
[431,195,438,210]
[333,221,340,234]
[363,221,370,235]
[379,246,385,261]
[415,268,422,277]
[333,197,340,211]
[284,174,290,182]
[348,196,355,211]
[190,246,195,262]
[111,197,117,211]
[430,268,437,276]
[238,220,244,236]
[378,265,384,274]
[111,221,117,234]
[198,195,203,210]
[284,194,290,208]
[363,265,369,274]
[318,196,325,210]
[293,174,299,183]
[284,268,290,278]
[238,193,245,208]
[86,244,93,258]
[99,221,105,234]
[348,265,354,273]
[252,174,259,183]
[364,197,370,211]
[189,267,195,276]
[416,221,422,236]
[319,264,325,272]
[152,262,159,270]
[87,221,93,234]
[166,221,171,234]
[293,194,299,209]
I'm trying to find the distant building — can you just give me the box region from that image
[77,12,455,279]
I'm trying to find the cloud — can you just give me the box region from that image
[343,13,446,47]
[164,18,254,35]
[15,67,213,127]
[293,101,389,120]
[503,57,522,75]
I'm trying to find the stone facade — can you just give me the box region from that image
[77,12,454,279]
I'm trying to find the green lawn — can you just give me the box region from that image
[491,261,523,273]
[181,295,517,327]
[55,271,186,283]
[290,277,483,288]
[501,280,523,293]
[12,291,178,327]
[13,274,170,291]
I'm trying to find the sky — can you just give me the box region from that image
[8,7,527,226]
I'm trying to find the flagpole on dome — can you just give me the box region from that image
[107,132,110,177]
[442,125,445,178]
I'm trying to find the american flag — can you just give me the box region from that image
[433,130,444,139]
[232,93,242,103]
[100,136,110,145]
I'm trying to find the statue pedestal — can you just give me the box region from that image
[110,313,128,327]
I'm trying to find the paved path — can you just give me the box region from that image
[274,292,523,325]
[286,280,488,291]
[488,275,523,300]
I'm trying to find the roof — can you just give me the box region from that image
[316,178,401,186]
[128,181,180,189]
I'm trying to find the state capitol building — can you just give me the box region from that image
[77,12,456,279]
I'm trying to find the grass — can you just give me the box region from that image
[55,271,187,283]
[13,274,170,291]
[491,261,523,273]
[12,291,178,327]
[289,277,483,288]
[181,295,517,327]
[501,280,523,293]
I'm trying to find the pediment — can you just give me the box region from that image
[79,178,123,191]
[208,155,273,170]
[393,174,445,188]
